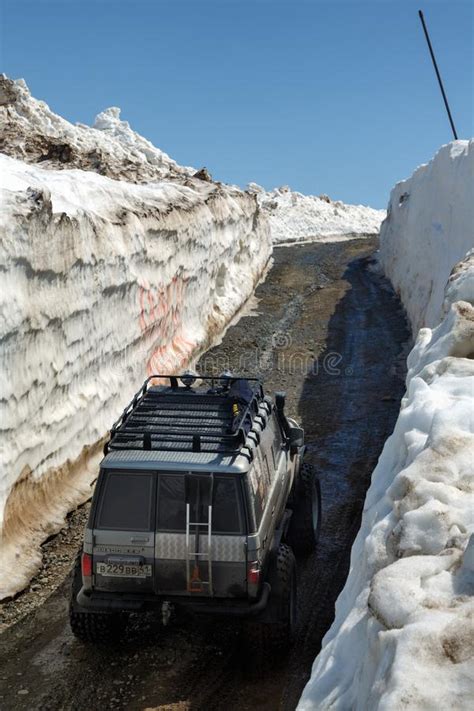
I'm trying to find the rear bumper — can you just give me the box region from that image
[76,582,271,617]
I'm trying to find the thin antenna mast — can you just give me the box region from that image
[418,10,458,140]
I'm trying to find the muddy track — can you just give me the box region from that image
[0,238,409,711]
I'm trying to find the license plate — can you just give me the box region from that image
[96,562,152,578]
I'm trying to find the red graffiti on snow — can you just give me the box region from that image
[138,276,195,376]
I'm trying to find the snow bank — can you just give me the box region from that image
[0,79,271,599]
[299,146,474,709]
[299,255,474,710]
[380,140,473,333]
[248,183,385,244]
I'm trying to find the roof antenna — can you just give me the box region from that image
[418,9,458,140]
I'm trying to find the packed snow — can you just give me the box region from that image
[299,144,474,709]
[380,140,473,333]
[248,183,385,244]
[0,80,271,599]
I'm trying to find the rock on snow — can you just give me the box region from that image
[299,145,474,710]
[0,78,271,599]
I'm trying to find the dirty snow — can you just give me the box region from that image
[0,74,191,182]
[248,183,385,244]
[299,144,474,710]
[0,80,271,599]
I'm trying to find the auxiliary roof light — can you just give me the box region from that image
[219,370,233,389]
[180,370,198,388]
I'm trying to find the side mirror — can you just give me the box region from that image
[275,391,286,412]
[289,426,304,455]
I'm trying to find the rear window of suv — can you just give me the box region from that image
[96,471,154,531]
[157,474,244,534]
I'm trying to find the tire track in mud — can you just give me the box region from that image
[0,238,409,711]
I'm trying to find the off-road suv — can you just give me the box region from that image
[69,374,321,651]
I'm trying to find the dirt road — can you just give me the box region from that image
[0,238,409,711]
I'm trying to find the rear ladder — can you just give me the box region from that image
[185,474,214,595]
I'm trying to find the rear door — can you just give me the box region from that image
[154,473,247,598]
[92,470,156,593]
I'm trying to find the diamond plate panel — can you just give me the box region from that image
[155,533,246,562]
[155,533,186,559]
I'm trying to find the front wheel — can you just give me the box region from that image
[287,462,321,555]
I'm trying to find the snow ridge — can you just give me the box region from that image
[0,74,190,182]
[249,183,385,244]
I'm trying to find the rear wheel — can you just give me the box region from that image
[69,608,126,644]
[287,462,321,555]
[243,543,297,660]
[69,554,126,644]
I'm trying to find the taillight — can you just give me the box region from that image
[247,561,261,586]
[81,552,92,578]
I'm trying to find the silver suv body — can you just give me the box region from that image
[70,375,321,648]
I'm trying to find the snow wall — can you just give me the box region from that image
[0,77,271,599]
[299,143,474,709]
[379,140,473,333]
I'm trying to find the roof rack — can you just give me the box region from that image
[104,374,267,458]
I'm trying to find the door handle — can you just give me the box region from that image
[130,536,149,543]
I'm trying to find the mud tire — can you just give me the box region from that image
[69,554,126,644]
[287,462,321,555]
[243,543,297,662]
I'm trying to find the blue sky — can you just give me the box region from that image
[1,0,472,207]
